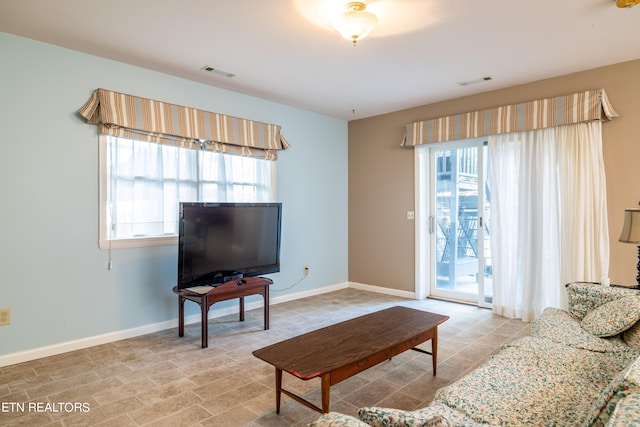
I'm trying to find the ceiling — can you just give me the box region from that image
[1,0,639,121]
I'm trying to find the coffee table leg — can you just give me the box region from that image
[275,368,283,414]
[321,374,331,413]
[432,327,438,376]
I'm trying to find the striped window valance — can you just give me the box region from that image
[79,88,290,160]
[402,88,618,147]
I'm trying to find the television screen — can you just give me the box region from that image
[177,202,282,289]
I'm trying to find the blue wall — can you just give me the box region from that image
[0,32,348,357]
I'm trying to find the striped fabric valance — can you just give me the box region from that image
[402,88,618,147]
[79,88,290,160]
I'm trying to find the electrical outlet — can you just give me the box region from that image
[303,266,310,276]
[0,308,10,326]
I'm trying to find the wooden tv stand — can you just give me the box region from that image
[172,276,272,348]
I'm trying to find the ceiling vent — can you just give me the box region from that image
[201,66,235,78]
[458,76,492,87]
[616,0,640,7]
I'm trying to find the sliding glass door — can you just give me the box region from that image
[417,138,491,307]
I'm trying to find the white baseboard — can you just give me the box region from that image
[0,281,351,368]
[348,281,417,299]
[0,320,178,368]
[0,281,410,367]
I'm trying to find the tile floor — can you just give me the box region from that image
[0,289,530,426]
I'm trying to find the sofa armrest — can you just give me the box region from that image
[606,393,640,426]
[583,356,640,426]
[307,412,371,427]
[566,282,638,320]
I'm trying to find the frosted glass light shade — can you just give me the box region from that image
[333,2,378,45]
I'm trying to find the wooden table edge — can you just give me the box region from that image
[253,307,448,414]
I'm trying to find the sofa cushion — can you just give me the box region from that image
[624,321,640,349]
[433,336,638,426]
[581,296,640,337]
[357,407,451,427]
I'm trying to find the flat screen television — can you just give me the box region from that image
[177,202,282,289]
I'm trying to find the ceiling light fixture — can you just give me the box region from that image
[333,2,378,46]
[616,0,640,7]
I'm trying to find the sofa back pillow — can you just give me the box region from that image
[581,296,640,337]
[567,282,638,320]
[532,307,629,352]
[624,321,640,349]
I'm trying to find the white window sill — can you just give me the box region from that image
[99,235,178,250]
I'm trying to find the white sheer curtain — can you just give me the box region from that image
[107,136,272,240]
[488,121,609,321]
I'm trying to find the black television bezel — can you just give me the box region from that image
[177,202,282,289]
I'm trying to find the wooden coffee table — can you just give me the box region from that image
[252,306,449,414]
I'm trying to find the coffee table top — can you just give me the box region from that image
[252,306,448,379]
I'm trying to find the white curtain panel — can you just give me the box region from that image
[556,122,609,293]
[488,122,608,321]
[107,136,272,240]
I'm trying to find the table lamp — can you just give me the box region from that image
[618,208,640,289]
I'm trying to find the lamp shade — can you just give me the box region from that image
[619,208,640,243]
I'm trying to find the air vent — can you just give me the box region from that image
[201,66,235,78]
[458,76,492,87]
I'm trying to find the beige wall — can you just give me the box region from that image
[349,59,640,293]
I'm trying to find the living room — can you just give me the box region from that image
[2,1,640,425]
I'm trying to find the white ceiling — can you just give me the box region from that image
[1,0,639,121]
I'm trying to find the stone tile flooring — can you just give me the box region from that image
[0,289,530,426]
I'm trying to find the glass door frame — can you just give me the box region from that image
[414,138,491,308]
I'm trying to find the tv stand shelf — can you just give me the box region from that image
[173,276,272,348]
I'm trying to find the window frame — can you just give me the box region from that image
[97,135,277,249]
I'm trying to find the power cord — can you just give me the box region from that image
[271,273,308,292]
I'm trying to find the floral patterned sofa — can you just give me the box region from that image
[308,283,640,427]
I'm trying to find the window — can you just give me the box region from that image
[99,135,275,249]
